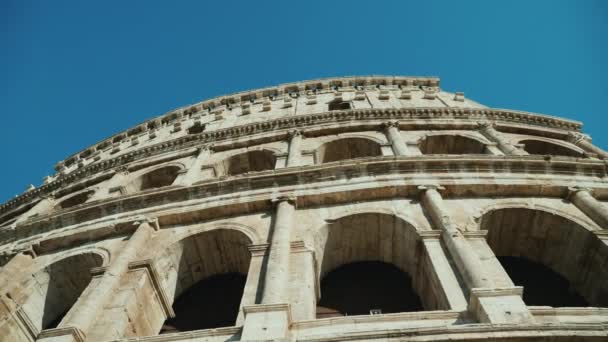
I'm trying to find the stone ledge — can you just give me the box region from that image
[293,310,465,329]
[295,322,608,342]
[470,286,524,298]
[116,326,242,342]
[1,106,583,215]
[37,326,86,342]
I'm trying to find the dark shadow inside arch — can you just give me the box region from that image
[224,150,276,176]
[139,166,181,191]
[482,207,608,307]
[316,261,423,318]
[161,273,246,334]
[317,138,382,164]
[157,229,252,335]
[419,135,486,154]
[497,256,588,307]
[520,139,583,158]
[56,190,95,209]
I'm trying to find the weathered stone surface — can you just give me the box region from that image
[0,76,607,341]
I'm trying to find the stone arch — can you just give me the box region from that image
[217,149,277,176]
[144,223,262,257]
[473,203,601,234]
[314,212,444,317]
[152,228,253,333]
[518,138,584,158]
[13,251,104,334]
[418,133,488,155]
[479,207,608,307]
[315,137,383,164]
[130,163,185,191]
[55,189,96,210]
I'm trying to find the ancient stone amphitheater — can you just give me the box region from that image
[0,76,607,342]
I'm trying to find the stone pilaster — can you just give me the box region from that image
[568,187,608,229]
[86,168,131,202]
[37,218,157,342]
[418,185,492,290]
[241,196,295,341]
[0,249,35,292]
[478,122,527,156]
[418,185,532,324]
[236,243,268,326]
[418,232,468,311]
[568,132,608,159]
[383,121,410,156]
[288,241,318,322]
[286,130,303,167]
[261,196,296,304]
[14,195,56,226]
[174,146,212,185]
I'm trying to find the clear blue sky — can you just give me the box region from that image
[1,1,607,202]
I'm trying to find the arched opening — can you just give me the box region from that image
[498,256,587,306]
[162,273,246,333]
[316,138,382,164]
[137,166,181,191]
[17,253,103,332]
[419,135,487,154]
[317,261,422,318]
[481,208,608,307]
[222,150,276,176]
[56,190,95,209]
[315,213,436,318]
[328,100,351,111]
[520,139,583,158]
[156,229,252,334]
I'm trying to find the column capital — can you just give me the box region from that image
[567,132,591,144]
[270,195,297,207]
[196,144,213,154]
[476,121,496,131]
[287,129,302,139]
[566,186,594,200]
[382,120,400,130]
[132,216,160,231]
[417,184,446,193]
[248,243,270,257]
[114,165,130,175]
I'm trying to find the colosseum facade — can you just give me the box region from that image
[0,76,607,342]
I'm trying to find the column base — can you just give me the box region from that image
[469,287,534,324]
[37,326,86,342]
[241,303,291,341]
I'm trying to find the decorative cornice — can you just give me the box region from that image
[5,155,607,246]
[0,107,584,217]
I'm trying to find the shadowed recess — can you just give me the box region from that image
[223,150,276,176]
[317,138,382,163]
[161,273,246,333]
[317,261,423,318]
[520,139,583,158]
[481,208,608,307]
[139,166,181,191]
[498,256,588,307]
[419,135,486,155]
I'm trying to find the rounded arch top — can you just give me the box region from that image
[517,137,585,157]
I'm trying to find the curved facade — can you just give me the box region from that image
[0,75,607,342]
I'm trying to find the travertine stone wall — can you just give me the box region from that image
[0,76,607,342]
